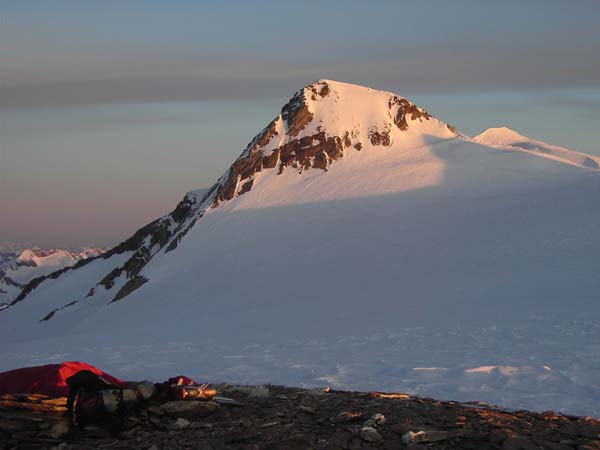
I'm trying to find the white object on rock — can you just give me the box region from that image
[372,413,386,425]
[402,430,426,444]
[174,417,191,429]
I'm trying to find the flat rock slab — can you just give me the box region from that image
[161,400,219,419]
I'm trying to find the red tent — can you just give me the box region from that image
[0,361,124,397]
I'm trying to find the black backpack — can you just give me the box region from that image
[66,370,155,432]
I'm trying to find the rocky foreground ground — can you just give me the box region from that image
[2,385,600,450]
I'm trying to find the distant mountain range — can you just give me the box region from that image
[0,247,104,308]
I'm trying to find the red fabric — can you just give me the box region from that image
[0,361,125,397]
[166,375,197,386]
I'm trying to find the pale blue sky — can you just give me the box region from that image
[1,0,599,247]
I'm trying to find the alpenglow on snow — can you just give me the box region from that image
[2,80,600,417]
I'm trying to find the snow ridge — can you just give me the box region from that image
[474,126,600,170]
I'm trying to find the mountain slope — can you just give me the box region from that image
[1,80,599,416]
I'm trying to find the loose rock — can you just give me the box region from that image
[172,418,191,429]
[360,425,382,442]
[334,411,363,423]
[161,400,219,419]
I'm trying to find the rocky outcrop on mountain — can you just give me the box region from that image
[2,385,599,450]
[389,95,431,131]
[282,87,315,138]
[91,189,213,303]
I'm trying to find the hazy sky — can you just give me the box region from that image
[1,0,600,247]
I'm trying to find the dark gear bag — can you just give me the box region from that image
[66,369,155,431]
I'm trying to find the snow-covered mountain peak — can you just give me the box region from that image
[5,81,600,318]
[4,81,600,323]
[16,249,38,262]
[473,126,528,145]
[296,79,454,139]
[211,79,457,206]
